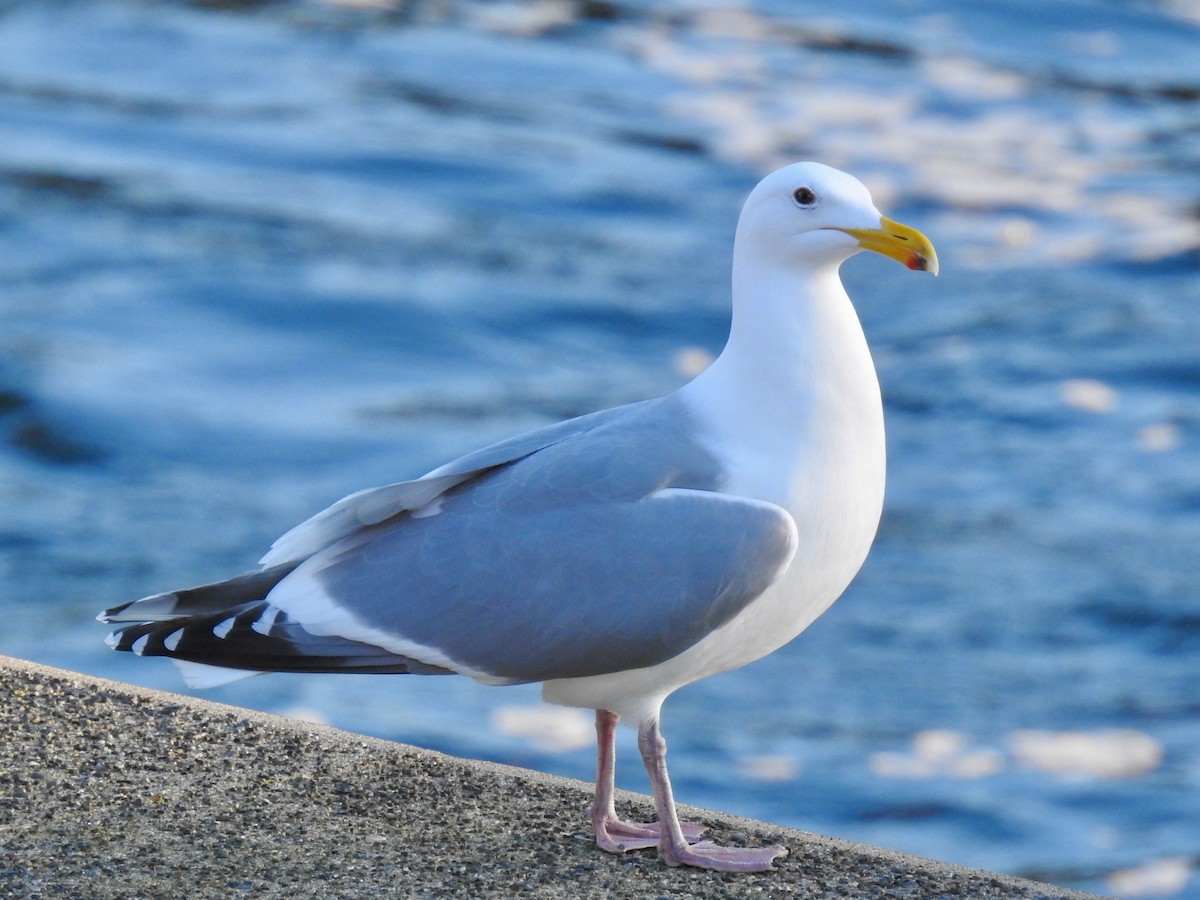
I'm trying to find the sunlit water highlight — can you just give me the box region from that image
[1,2,1198,896]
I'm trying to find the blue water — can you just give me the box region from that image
[2,1,1198,895]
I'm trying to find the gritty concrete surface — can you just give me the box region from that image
[0,655,1104,899]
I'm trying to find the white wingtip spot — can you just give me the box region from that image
[163,629,184,652]
[131,634,150,656]
[104,631,120,650]
[213,617,236,639]
[251,606,280,636]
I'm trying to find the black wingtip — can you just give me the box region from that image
[103,602,452,677]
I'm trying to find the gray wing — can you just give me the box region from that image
[260,402,653,567]
[267,396,799,683]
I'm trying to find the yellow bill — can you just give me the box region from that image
[843,216,939,276]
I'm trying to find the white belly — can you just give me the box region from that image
[543,264,886,723]
[542,369,885,723]
[542,476,882,721]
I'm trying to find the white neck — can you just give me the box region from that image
[679,247,885,516]
[727,254,849,394]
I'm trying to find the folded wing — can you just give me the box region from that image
[102,396,798,685]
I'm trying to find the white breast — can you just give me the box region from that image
[543,266,885,724]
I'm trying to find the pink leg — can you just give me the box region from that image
[637,717,788,872]
[590,710,706,853]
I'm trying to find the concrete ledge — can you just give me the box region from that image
[0,655,1101,899]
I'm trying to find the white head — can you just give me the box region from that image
[735,162,938,275]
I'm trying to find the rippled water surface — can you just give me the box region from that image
[2,1,1198,896]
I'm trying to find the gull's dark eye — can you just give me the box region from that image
[792,186,817,207]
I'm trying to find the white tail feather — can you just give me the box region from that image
[172,659,264,689]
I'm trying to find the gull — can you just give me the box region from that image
[101,162,937,873]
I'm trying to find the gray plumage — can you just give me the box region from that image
[103,395,797,683]
[100,161,939,873]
